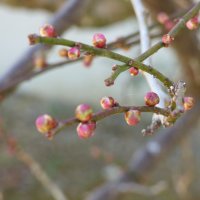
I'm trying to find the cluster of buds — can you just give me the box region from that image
[35,114,58,139]
[75,104,96,139]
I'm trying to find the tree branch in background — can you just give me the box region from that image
[105,2,200,86]
[0,0,90,97]
[131,0,170,135]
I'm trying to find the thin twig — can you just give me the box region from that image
[106,2,200,85]
[51,105,170,138]
[0,0,90,97]
[29,35,174,89]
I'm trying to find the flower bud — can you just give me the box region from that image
[93,33,107,48]
[162,34,174,47]
[58,48,68,58]
[125,110,141,126]
[39,24,57,37]
[100,96,116,109]
[129,67,139,76]
[186,16,199,30]
[28,34,39,45]
[75,104,93,122]
[83,54,94,67]
[35,114,58,134]
[144,92,160,106]
[77,121,96,139]
[164,20,175,31]
[157,12,169,24]
[183,96,194,111]
[68,47,80,60]
[34,56,47,70]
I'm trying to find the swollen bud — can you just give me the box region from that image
[58,48,68,58]
[77,121,96,139]
[83,54,94,67]
[157,12,169,24]
[68,47,80,60]
[183,97,194,111]
[35,114,58,134]
[34,56,47,70]
[93,33,107,48]
[144,92,160,106]
[129,67,139,76]
[75,104,93,122]
[39,24,57,37]
[125,110,141,126]
[186,17,199,30]
[100,96,116,109]
[162,34,174,47]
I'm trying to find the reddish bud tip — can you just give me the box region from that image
[77,121,96,139]
[125,110,141,126]
[28,34,39,45]
[183,96,194,111]
[39,24,57,37]
[93,33,107,48]
[144,92,160,106]
[129,67,139,76]
[162,34,174,47]
[100,96,116,109]
[157,12,169,24]
[58,48,68,58]
[75,104,93,122]
[186,17,199,30]
[68,47,80,60]
[35,114,58,134]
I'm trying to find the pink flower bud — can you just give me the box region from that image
[68,47,80,60]
[183,96,194,111]
[162,34,174,47]
[125,110,141,126]
[157,12,169,24]
[186,16,199,30]
[83,54,94,67]
[100,96,116,109]
[93,33,107,48]
[129,67,139,76]
[144,92,160,106]
[34,56,47,70]
[35,114,58,134]
[75,104,93,122]
[77,121,96,139]
[164,20,175,31]
[58,48,68,58]
[39,24,57,37]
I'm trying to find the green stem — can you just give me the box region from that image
[32,35,173,88]
[53,105,170,136]
[107,2,200,85]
